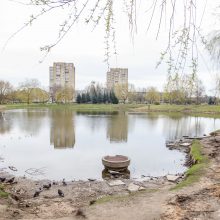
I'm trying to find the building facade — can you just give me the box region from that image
[106,68,128,90]
[49,62,75,102]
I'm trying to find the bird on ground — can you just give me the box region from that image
[0,177,6,182]
[43,183,51,190]
[62,179,67,186]
[6,177,15,184]
[33,190,41,198]
[75,208,86,218]
[58,189,64,197]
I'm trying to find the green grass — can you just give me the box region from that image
[2,103,220,116]
[172,140,208,190]
[3,103,143,112]
[132,104,220,115]
[95,189,157,205]
[0,185,9,198]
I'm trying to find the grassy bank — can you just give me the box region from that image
[0,185,8,198]
[132,104,220,115]
[172,140,208,190]
[2,103,220,114]
[3,103,144,112]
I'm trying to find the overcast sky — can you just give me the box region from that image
[0,0,219,94]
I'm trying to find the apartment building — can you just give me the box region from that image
[106,68,128,90]
[49,62,75,102]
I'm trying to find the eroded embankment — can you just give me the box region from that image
[162,132,220,220]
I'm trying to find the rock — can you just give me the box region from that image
[127,183,145,192]
[139,186,146,191]
[180,142,191,147]
[108,170,120,175]
[108,180,125,186]
[128,183,139,192]
[166,175,181,182]
[88,178,96,182]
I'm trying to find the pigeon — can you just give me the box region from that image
[6,177,15,184]
[58,189,64,197]
[33,190,41,198]
[62,179,67,186]
[0,177,6,182]
[43,183,51,190]
[75,208,86,218]
[89,200,96,205]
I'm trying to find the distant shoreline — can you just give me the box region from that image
[1,103,220,115]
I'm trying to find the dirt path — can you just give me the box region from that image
[2,133,220,219]
[86,188,172,220]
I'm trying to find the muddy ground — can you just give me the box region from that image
[1,133,220,219]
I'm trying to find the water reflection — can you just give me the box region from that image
[50,110,75,148]
[0,112,11,134]
[0,109,220,180]
[107,112,128,143]
[15,110,45,135]
[162,115,205,140]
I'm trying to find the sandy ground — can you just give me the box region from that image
[1,133,220,219]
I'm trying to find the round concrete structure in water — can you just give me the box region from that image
[102,155,130,170]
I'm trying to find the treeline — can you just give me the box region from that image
[76,82,118,104]
[76,91,118,104]
[0,79,49,104]
[1,73,220,105]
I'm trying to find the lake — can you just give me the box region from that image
[0,109,219,181]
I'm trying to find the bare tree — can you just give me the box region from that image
[55,86,74,103]
[194,78,205,104]
[114,83,129,103]
[0,80,13,104]
[19,79,40,104]
[5,0,209,73]
[145,87,160,104]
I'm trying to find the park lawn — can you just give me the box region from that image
[2,103,220,115]
[3,103,144,112]
[132,104,220,114]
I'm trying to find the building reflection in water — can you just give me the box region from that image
[50,110,75,149]
[107,112,128,143]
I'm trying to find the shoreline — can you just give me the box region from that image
[1,103,220,115]
[0,134,198,219]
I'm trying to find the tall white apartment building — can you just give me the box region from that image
[49,62,75,102]
[106,68,128,90]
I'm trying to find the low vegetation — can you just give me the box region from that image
[0,185,8,198]
[133,104,220,115]
[3,103,143,112]
[172,140,208,190]
[95,189,158,205]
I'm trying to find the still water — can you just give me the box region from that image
[0,109,219,181]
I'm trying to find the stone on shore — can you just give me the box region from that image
[127,183,145,192]
[166,175,181,182]
[108,180,125,186]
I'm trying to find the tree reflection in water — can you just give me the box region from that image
[0,112,11,134]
